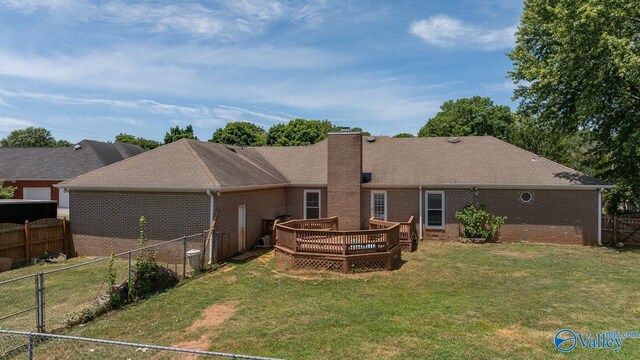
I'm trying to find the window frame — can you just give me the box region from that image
[370,190,388,221]
[519,191,533,204]
[303,189,322,219]
[425,191,445,229]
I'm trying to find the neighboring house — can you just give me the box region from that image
[57,132,612,260]
[0,140,144,208]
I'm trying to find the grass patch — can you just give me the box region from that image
[6,242,640,358]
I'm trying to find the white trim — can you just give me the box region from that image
[597,188,603,246]
[362,183,614,190]
[370,190,388,221]
[303,189,321,219]
[425,190,445,229]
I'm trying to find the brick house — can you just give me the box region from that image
[0,140,143,208]
[57,132,611,260]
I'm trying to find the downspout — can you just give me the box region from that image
[419,185,423,241]
[206,190,215,264]
[597,187,603,246]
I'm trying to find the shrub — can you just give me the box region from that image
[455,203,507,241]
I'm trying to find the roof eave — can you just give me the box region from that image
[55,183,288,193]
[361,183,615,190]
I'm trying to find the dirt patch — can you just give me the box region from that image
[493,250,539,259]
[495,325,548,353]
[173,302,238,352]
[256,251,274,265]
[221,264,236,272]
[187,302,238,331]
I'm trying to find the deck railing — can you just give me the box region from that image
[369,216,416,241]
[275,218,399,255]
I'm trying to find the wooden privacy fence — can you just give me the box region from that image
[602,215,640,246]
[0,218,69,268]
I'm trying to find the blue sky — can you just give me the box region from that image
[0,0,522,143]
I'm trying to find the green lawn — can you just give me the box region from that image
[3,241,640,358]
[36,241,637,359]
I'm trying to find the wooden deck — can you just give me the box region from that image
[274,217,405,273]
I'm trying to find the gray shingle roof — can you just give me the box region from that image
[0,140,144,180]
[58,136,610,190]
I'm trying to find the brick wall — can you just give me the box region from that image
[285,187,328,220]
[327,133,362,230]
[214,188,285,258]
[421,189,599,245]
[70,191,210,255]
[360,188,420,229]
[70,189,286,259]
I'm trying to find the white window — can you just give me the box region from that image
[425,191,445,228]
[371,190,387,220]
[303,190,321,219]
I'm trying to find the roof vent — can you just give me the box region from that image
[531,157,538,162]
[447,137,460,144]
[339,127,351,132]
[365,136,375,143]
[226,146,236,153]
[73,144,81,150]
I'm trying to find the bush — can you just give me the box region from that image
[455,203,507,242]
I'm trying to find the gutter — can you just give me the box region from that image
[418,185,423,241]
[206,189,216,264]
[361,183,615,191]
[54,183,287,192]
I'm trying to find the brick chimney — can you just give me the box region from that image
[327,131,362,229]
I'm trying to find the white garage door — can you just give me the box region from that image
[58,189,69,208]
[23,187,51,201]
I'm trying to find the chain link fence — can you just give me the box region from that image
[0,231,219,333]
[0,329,281,360]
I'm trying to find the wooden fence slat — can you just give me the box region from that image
[0,218,67,269]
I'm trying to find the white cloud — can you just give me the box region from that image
[410,15,516,51]
[1,0,292,39]
[482,81,516,92]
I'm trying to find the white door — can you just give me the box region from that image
[58,189,69,208]
[23,187,51,200]
[238,205,247,252]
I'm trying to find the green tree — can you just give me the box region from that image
[510,116,589,173]
[351,127,371,136]
[266,119,328,146]
[417,97,516,141]
[393,133,414,138]
[508,0,640,212]
[0,180,16,199]
[0,127,71,147]
[209,122,266,146]
[115,133,161,150]
[164,125,197,144]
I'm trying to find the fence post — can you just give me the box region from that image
[35,273,45,333]
[24,220,31,264]
[213,230,218,264]
[182,236,187,278]
[27,333,33,360]
[201,231,206,269]
[127,251,132,301]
